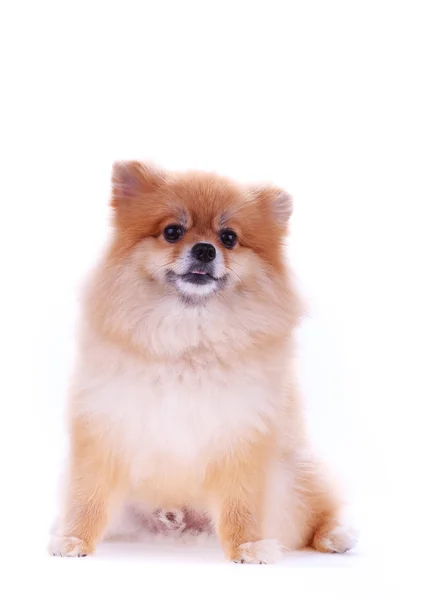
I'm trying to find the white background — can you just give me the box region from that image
[1,1,427,598]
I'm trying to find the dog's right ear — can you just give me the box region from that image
[111,161,166,209]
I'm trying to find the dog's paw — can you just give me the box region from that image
[233,539,283,564]
[156,508,186,532]
[49,535,91,557]
[313,522,358,554]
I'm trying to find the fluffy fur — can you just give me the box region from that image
[49,161,356,562]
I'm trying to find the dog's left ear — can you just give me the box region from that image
[253,186,293,225]
[111,161,166,208]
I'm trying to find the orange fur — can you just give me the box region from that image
[205,432,273,561]
[49,161,356,562]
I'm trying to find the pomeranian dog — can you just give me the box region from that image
[49,161,356,562]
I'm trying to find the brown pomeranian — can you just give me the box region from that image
[49,161,356,562]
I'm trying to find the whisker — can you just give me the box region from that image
[228,257,244,268]
[150,260,175,278]
[227,266,244,285]
[153,259,175,269]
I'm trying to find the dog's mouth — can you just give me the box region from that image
[166,269,228,294]
[179,270,217,286]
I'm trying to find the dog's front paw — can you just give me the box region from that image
[313,522,358,554]
[233,539,283,564]
[49,535,91,557]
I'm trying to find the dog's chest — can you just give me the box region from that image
[82,354,276,470]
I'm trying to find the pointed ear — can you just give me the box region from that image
[252,185,293,225]
[111,161,166,208]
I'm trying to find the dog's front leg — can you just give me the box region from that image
[49,417,123,557]
[206,437,283,564]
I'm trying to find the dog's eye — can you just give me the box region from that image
[220,229,237,249]
[164,224,184,243]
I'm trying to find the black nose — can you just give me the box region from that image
[191,243,216,263]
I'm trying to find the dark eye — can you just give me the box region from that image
[163,224,184,243]
[220,229,237,249]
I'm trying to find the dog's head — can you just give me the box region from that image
[109,161,292,304]
[86,162,301,357]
